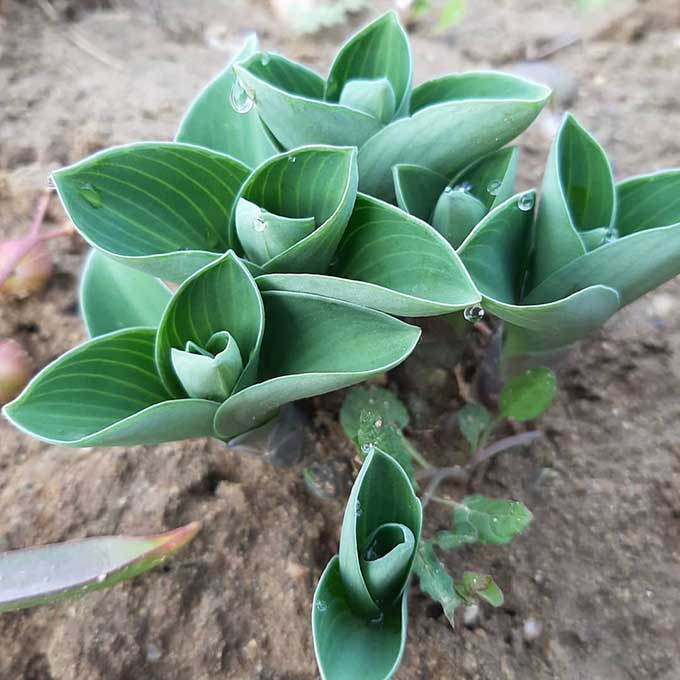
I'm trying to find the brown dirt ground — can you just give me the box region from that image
[1,0,680,678]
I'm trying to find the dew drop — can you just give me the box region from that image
[443,185,454,194]
[355,499,363,517]
[288,155,297,163]
[79,183,102,208]
[605,226,618,243]
[360,442,374,456]
[316,599,328,612]
[374,418,382,428]
[260,52,271,66]
[254,217,266,233]
[454,181,472,193]
[463,305,485,323]
[486,179,502,196]
[96,572,108,584]
[229,77,254,114]
[517,192,535,212]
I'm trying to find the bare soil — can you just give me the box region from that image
[1,0,680,678]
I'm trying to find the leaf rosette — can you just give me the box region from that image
[231,12,551,201]
[313,447,422,680]
[3,253,421,446]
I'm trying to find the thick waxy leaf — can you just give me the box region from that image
[392,164,448,221]
[338,78,397,124]
[432,187,487,248]
[455,572,504,607]
[499,367,557,421]
[313,448,421,680]
[413,542,462,626]
[358,73,550,201]
[175,35,279,167]
[340,385,409,441]
[213,293,420,439]
[531,114,615,287]
[3,328,218,446]
[232,145,358,273]
[0,523,199,613]
[525,221,680,309]
[457,404,491,451]
[234,54,382,149]
[615,170,680,236]
[80,250,171,337]
[52,143,250,282]
[156,252,264,398]
[458,192,535,305]
[325,12,412,116]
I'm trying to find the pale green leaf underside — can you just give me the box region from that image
[214,293,420,439]
[53,142,250,282]
[359,72,550,201]
[2,328,217,446]
[80,250,171,337]
[175,35,279,167]
[0,523,199,613]
[615,170,680,236]
[156,252,264,398]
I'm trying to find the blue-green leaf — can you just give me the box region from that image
[175,35,279,167]
[80,250,171,337]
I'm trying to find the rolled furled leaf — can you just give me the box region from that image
[0,523,200,614]
[231,145,358,274]
[313,447,422,680]
[231,12,550,202]
[175,34,279,168]
[393,146,518,248]
[52,142,251,283]
[255,193,481,317]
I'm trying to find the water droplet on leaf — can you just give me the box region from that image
[454,181,472,193]
[79,183,102,208]
[288,155,296,163]
[360,442,374,456]
[517,192,535,212]
[355,499,363,517]
[260,52,271,66]
[229,77,254,114]
[315,599,328,612]
[486,179,502,196]
[254,217,266,233]
[96,572,107,584]
[463,305,485,323]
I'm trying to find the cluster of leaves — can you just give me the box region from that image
[319,368,554,677]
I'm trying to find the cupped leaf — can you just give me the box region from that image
[80,250,171,337]
[455,572,504,607]
[458,191,536,305]
[312,556,407,680]
[615,170,680,236]
[338,78,397,124]
[325,11,412,116]
[525,221,680,308]
[175,35,279,167]
[499,367,557,421]
[313,448,421,680]
[493,285,621,355]
[432,187,487,249]
[0,523,200,614]
[392,164,448,221]
[234,54,382,149]
[155,252,264,398]
[340,386,409,441]
[52,142,250,282]
[213,292,421,439]
[2,328,218,446]
[531,113,615,287]
[233,145,358,273]
[358,72,550,201]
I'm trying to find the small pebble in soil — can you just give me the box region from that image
[463,604,481,628]
[145,642,163,663]
[523,617,543,642]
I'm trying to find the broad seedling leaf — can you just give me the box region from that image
[499,367,557,422]
[449,495,532,546]
[313,448,422,680]
[339,385,409,441]
[457,404,492,452]
[80,250,171,337]
[455,572,504,607]
[413,542,462,627]
[0,523,199,614]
